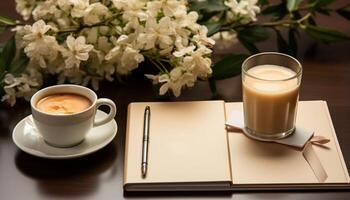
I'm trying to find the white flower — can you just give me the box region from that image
[70,0,89,18]
[32,0,59,20]
[57,0,72,12]
[225,0,260,24]
[56,15,72,29]
[83,3,109,25]
[82,76,102,90]
[105,35,129,61]
[9,0,216,104]
[212,31,238,50]
[88,52,115,82]
[173,45,195,57]
[137,17,174,50]
[112,0,147,29]
[3,74,22,89]
[22,20,52,41]
[157,68,195,97]
[57,68,86,84]
[182,48,213,78]
[1,87,17,106]
[1,69,42,106]
[61,35,94,69]
[193,26,216,47]
[105,34,143,74]
[117,46,144,74]
[174,10,199,29]
[145,74,160,84]
[147,0,185,17]
[84,27,99,44]
[100,63,115,81]
[97,36,113,53]
[22,20,60,68]
[15,0,35,20]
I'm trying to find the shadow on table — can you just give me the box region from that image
[124,188,350,199]
[0,101,31,138]
[15,142,118,198]
[124,190,232,198]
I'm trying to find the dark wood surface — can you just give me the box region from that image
[1,1,350,200]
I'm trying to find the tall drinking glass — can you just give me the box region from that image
[242,52,302,140]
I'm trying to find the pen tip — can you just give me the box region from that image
[141,165,147,178]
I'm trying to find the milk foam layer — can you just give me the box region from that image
[244,65,298,93]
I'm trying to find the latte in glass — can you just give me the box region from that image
[242,52,302,140]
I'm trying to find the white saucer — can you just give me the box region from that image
[12,110,117,159]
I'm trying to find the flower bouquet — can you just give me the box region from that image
[0,0,349,105]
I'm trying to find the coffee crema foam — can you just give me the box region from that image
[36,93,91,115]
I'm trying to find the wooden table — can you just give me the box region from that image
[1,47,350,200]
[1,2,350,200]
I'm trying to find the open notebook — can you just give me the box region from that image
[124,101,350,191]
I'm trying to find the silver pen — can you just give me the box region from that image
[141,106,151,178]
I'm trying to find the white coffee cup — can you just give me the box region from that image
[30,84,117,147]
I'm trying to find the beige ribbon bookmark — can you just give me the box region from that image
[225,111,330,183]
[302,142,328,183]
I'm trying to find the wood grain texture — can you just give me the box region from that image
[0,0,350,199]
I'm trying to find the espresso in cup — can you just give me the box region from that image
[31,85,117,147]
[36,93,92,115]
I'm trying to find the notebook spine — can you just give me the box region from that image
[123,103,133,186]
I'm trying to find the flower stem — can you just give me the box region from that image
[147,56,165,74]
[156,59,169,73]
[58,14,120,34]
[0,22,27,28]
[220,12,313,32]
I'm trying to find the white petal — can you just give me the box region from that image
[159,83,169,95]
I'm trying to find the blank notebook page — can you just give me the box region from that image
[225,101,349,185]
[124,101,231,184]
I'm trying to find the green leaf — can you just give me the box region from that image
[0,43,5,53]
[189,0,228,13]
[198,10,220,22]
[291,11,302,20]
[212,54,249,80]
[9,51,29,76]
[258,0,269,6]
[262,3,288,19]
[308,16,317,25]
[188,0,228,22]
[275,29,298,56]
[236,26,269,53]
[208,77,217,97]
[308,0,335,8]
[0,15,16,25]
[57,32,70,44]
[238,36,260,54]
[204,22,222,37]
[317,8,331,16]
[276,30,290,55]
[237,26,270,43]
[337,4,350,20]
[0,26,6,35]
[288,29,298,56]
[287,0,303,12]
[0,36,16,73]
[305,25,350,43]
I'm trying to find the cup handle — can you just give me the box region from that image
[93,98,117,127]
